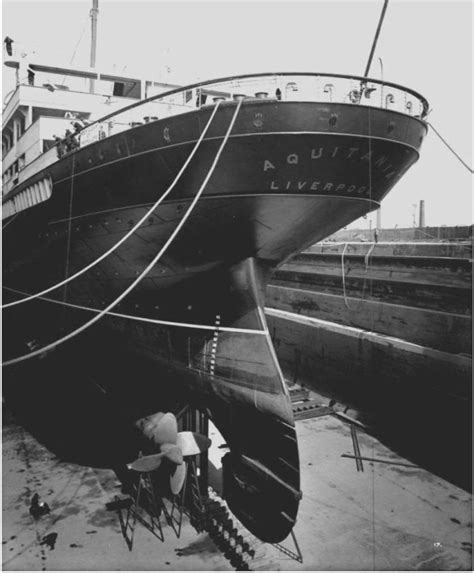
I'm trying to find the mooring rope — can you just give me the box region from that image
[341,242,353,310]
[427,121,473,174]
[342,107,377,312]
[2,100,223,309]
[3,286,267,336]
[63,152,76,304]
[2,99,243,367]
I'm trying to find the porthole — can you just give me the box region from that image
[329,114,338,127]
[387,122,395,133]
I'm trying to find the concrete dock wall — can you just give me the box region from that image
[268,242,472,354]
[329,226,473,243]
[267,284,471,354]
[266,308,471,402]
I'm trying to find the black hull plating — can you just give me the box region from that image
[3,100,427,542]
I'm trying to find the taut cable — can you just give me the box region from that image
[2,102,222,309]
[3,99,243,367]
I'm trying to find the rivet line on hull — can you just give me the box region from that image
[47,193,380,226]
[2,100,223,310]
[2,99,244,367]
[3,290,266,336]
[52,130,420,187]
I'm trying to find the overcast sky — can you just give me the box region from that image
[2,0,473,228]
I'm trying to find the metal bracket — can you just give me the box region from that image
[272,529,303,563]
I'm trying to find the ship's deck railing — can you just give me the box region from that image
[77,72,429,148]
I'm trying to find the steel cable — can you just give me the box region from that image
[2,99,242,367]
[3,286,267,336]
[2,101,222,309]
[427,122,473,174]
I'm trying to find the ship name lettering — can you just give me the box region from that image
[268,180,368,195]
[263,147,396,170]
[347,147,359,158]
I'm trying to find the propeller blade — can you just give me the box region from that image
[177,431,212,457]
[169,462,187,495]
[151,412,178,445]
[160,443,183,465]
[135,412,165,440]
[127,452,164,472]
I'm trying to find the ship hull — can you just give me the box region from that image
[2,99,427,541]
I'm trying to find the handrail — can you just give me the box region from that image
[80,71,430,133]
[2,70,429,204]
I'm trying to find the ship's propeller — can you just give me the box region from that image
[127,412,211,495]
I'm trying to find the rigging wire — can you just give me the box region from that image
[341,107,377,312]
[59,14,90,86]
[341,242,353,311]
[2,101,222,309]
[3,286,267,336]
[427,122,473,174]
[363,0,389,77]
[2,98,242,367]
[63,153,76,304]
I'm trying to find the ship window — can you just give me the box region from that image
[329,113,338,127]
[38,180,46,200]
[387,122,395,133]
[17,114,26,139]
[113,82,125,97]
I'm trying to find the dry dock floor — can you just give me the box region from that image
[3,415,472,570]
